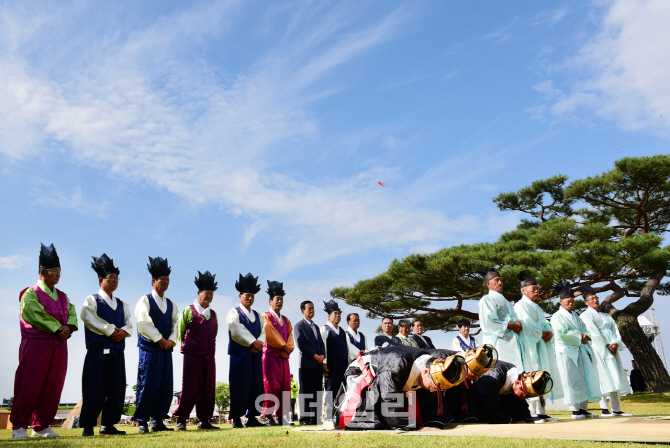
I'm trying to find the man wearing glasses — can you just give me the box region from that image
[80,254,133,436]
[11,243,78,439]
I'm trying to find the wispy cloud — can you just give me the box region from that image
[0,255,30,269]
[33,186,109,218]
[531,0,670,137]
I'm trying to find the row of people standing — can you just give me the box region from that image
[477,267,632,421]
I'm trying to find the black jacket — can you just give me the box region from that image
[475,361,531,424]
[374,334,402,347]
[295,319,326,369]
[412,334,435,349]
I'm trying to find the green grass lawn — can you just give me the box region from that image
[1,393,667,448]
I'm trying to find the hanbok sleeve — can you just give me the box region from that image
[514,302,541,343]
[321,326,329,364]
[121,301,133,336]
[20,288,62,334]
[551,313,582,346]
[81,295,115,336]
[606,314,623,346]
[66,294,78,329]
[479,296,510,338]
[168,299,180,345]
[135,295,163,343]
[226,308,256,346]
[286,319,295,349]
[178,306,193,343]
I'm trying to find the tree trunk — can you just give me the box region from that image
[612,311,670,392]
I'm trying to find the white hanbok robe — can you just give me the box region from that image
[580,308,632,396]
[550,307,601,405]
[478,290,531,371]
[514,296,563,402]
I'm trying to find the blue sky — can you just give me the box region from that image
[1,0,669,402]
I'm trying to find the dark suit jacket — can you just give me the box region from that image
[295,319,326,368]
[411,334,435,349]
[374,334,401,347]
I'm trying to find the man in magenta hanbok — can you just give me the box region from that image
[261,281,295,426]
[11,243,78,439]
[173,271,220,431]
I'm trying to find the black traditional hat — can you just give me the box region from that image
[91,253,120,278]
[517,270,538,288]
[39,243,61,270]
[235,273,261,294]
[553,282,574,300]
[147,256,171,279]
[579,284,597,298]
[476,267,500,282]
[266,280,286,298]
[323,299,342,314]
[194,270,218,292]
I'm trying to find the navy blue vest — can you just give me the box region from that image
[84,294,125,350]
[137,293,173,352]
[228,306,261,358]
[347,330,366,352]
[325,325,348,362]
[457,335,476,351]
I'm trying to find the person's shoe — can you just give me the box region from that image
[232,418,245,429]
[152,421,174,432]
[613,411,633,417]
[245,417,266,427]
[82,427,95,436]
[571,411,586,420]
[268,416,280,426]
[531,416,545,424]
[601,409,615,418]
[176,420,187,431]
[538,414,559,422]
[31,427,59,438]
[99,425,126,435]
[581,410,599,418]
[138,423,150,434]
[12,428,28,439]
[198,421,220,430]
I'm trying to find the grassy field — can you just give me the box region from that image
[0,392,667,448]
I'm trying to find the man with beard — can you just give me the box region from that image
[513,270,563,423]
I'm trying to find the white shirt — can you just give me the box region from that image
[269,308,283,325]
[193,298,210,318]
[134,290,179,344]
[345,326,368,362]
[403,354,432,391]
[81,289,133,337]
[226,305,266,347]
[320,322,341,364]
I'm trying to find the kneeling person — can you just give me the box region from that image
[335,345,467,431]
[80,254,132,436]
[476,360,553,424]
[173,271,219,431]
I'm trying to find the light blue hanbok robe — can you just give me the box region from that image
[580,308,632,397]
[514,296,564,402]
[478,290,531,371]
[550,307,601,405]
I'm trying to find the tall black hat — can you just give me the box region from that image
[553,282,574,299]
[194,270,218,292]
[517,270,538,288]
[39,243,61,270]
[476,267,501,282]
[323,299,342,314]
[266,280,286,298]
[147,256,171,279]
[579,284,597,298]
[91,253,120,278]
[235,273,261,294]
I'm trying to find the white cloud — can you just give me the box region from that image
[533,0,670,136]
[0,255,30,269]
[33,186,109,218]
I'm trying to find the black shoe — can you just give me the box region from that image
[232,418,244,429]
[580,410,599,418]
[82,427,94,437]
[198,421,220,430]
[267,417,280,426]
[538,414,559,422]
[99,426,126,435]
[138,424,150,434]
[152,422,174,432]
[245,417,266,428]
[176,420,187,431]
